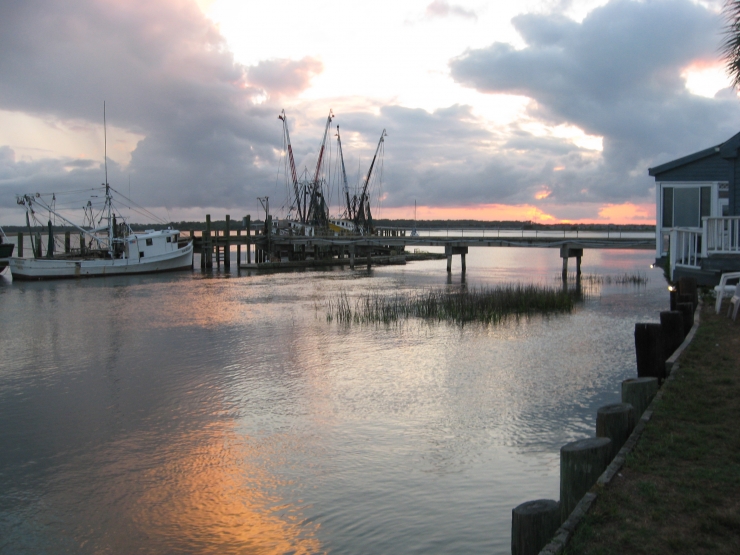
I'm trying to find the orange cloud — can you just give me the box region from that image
[596,202,653,224]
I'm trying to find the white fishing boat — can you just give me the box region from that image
[8,185,193,280]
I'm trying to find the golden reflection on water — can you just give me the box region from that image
[132,421,322,555]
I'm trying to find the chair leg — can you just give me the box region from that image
[733,300,740,321]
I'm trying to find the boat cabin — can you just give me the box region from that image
[124,229,181,260]
[649,131,740,284]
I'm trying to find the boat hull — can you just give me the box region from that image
[8,242,193,280]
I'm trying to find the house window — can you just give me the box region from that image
[146,238,153,246]
[139,251,144,258]
[663,185,711,228]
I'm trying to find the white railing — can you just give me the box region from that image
[704,216,740,254]
[669,228,702,271]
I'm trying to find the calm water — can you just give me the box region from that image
[0,247,666,554]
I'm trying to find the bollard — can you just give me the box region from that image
[560,437,611,522]
[511,499,561,555]
[634,323,666,381]
[676,302,694,337]
[596,404,636,461]
[660,311,684,359]
[677,276,698,311]
[621,377,659,419]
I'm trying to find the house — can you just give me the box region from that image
[649,131,740,285]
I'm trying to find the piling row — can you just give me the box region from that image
[511,277,698,555]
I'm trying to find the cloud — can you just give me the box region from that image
[449,0,740,204]
[247,57,324,98]
[425,1,477,21]
[0,0,300,215]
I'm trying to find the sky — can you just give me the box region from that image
[1,0,739,225]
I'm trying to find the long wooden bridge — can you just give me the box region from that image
[187,215,655,276]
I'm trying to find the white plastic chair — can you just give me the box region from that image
[728,282,740,321]
[715,272,740,313]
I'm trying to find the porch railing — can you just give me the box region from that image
[704,216,740,254]
[669,228,702,271]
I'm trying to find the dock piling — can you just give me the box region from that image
[224,215,231,270]
[17,232,23,257]
[560,437,611,522]
[511,499,561,555]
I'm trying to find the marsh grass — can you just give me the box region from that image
[565,272,649,285]
[326,283,581,325]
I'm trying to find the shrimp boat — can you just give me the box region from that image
[8,185,193,280]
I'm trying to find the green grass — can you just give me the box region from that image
[564,303,740,554]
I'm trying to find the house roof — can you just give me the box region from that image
[648,130,740,176]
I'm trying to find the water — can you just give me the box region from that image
[0,247,666,554]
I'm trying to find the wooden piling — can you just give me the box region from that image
[461,252,466,274]
[596,403,636,460]
[446,245,452,273]
[34,232,42,258]
[634,323,666,381]
[350,245,355,269]
[64,231,70,254]
[560,437,611,522]
[17,232,23,257]
[205,214,212,269]
[236,229,241,266]
[79,233,85,256]
[224,215,231,270]
[511,499,561,555]
[660,310,684,359]
[676,302,694,338]
[677,276,698,311]
[621,377,658,419]
[246,215,251,264]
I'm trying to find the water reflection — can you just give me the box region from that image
[0,247,666,554]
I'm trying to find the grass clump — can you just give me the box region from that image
[326,283,580,325]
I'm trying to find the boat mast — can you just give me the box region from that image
[104,101,113,257]
[278,110,303,223]
[336,126,351,219]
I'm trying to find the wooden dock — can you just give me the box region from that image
[183,214,655,275]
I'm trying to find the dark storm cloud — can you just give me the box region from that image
[450,0,740,204]
[0,0,319,213]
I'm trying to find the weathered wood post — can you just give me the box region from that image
[17,232,23,257]
[64,231,71,254]
[236,228,241,267]
[621,377,659,419]
[634,323,665,381]
[446,244,452,273]
[461,251,466,274]
[350,244,355,269]
[79,232,85,256]
[676,302,694,338]
[34,232,42,258]
[215,230,221,269]
[660,310,684,359]
[205,214,212,269]
[677,276,698,311]
[224,215,231,270]
[511,499,561,555]
[596,404,636,461]
[245,215,251,264]
[560,437,611,522]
